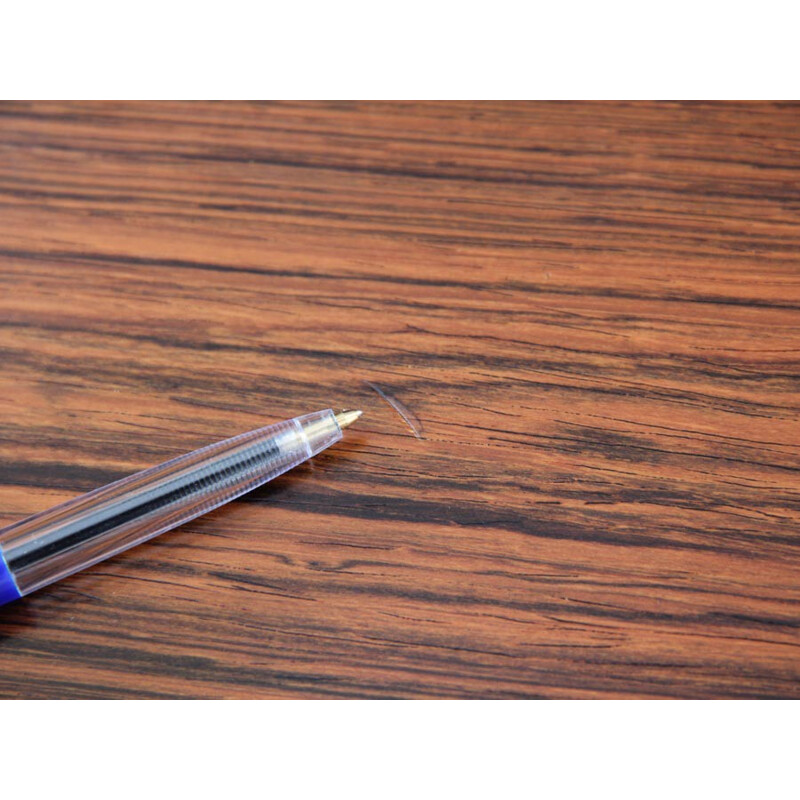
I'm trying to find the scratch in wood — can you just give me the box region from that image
[365,380,424,439]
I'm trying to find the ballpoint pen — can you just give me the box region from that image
[0,408,362,606]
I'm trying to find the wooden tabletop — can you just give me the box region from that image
[0,101,798,698]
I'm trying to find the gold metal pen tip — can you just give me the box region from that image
[335,409,363,429]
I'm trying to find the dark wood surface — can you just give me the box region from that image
[0,101,799,698]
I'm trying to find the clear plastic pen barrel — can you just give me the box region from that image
[0,409,345,601]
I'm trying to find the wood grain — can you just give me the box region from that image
[0,101,799,698]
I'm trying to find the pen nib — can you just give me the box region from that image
[335,409,363,429]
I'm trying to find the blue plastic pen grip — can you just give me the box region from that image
[0,546,21,606]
